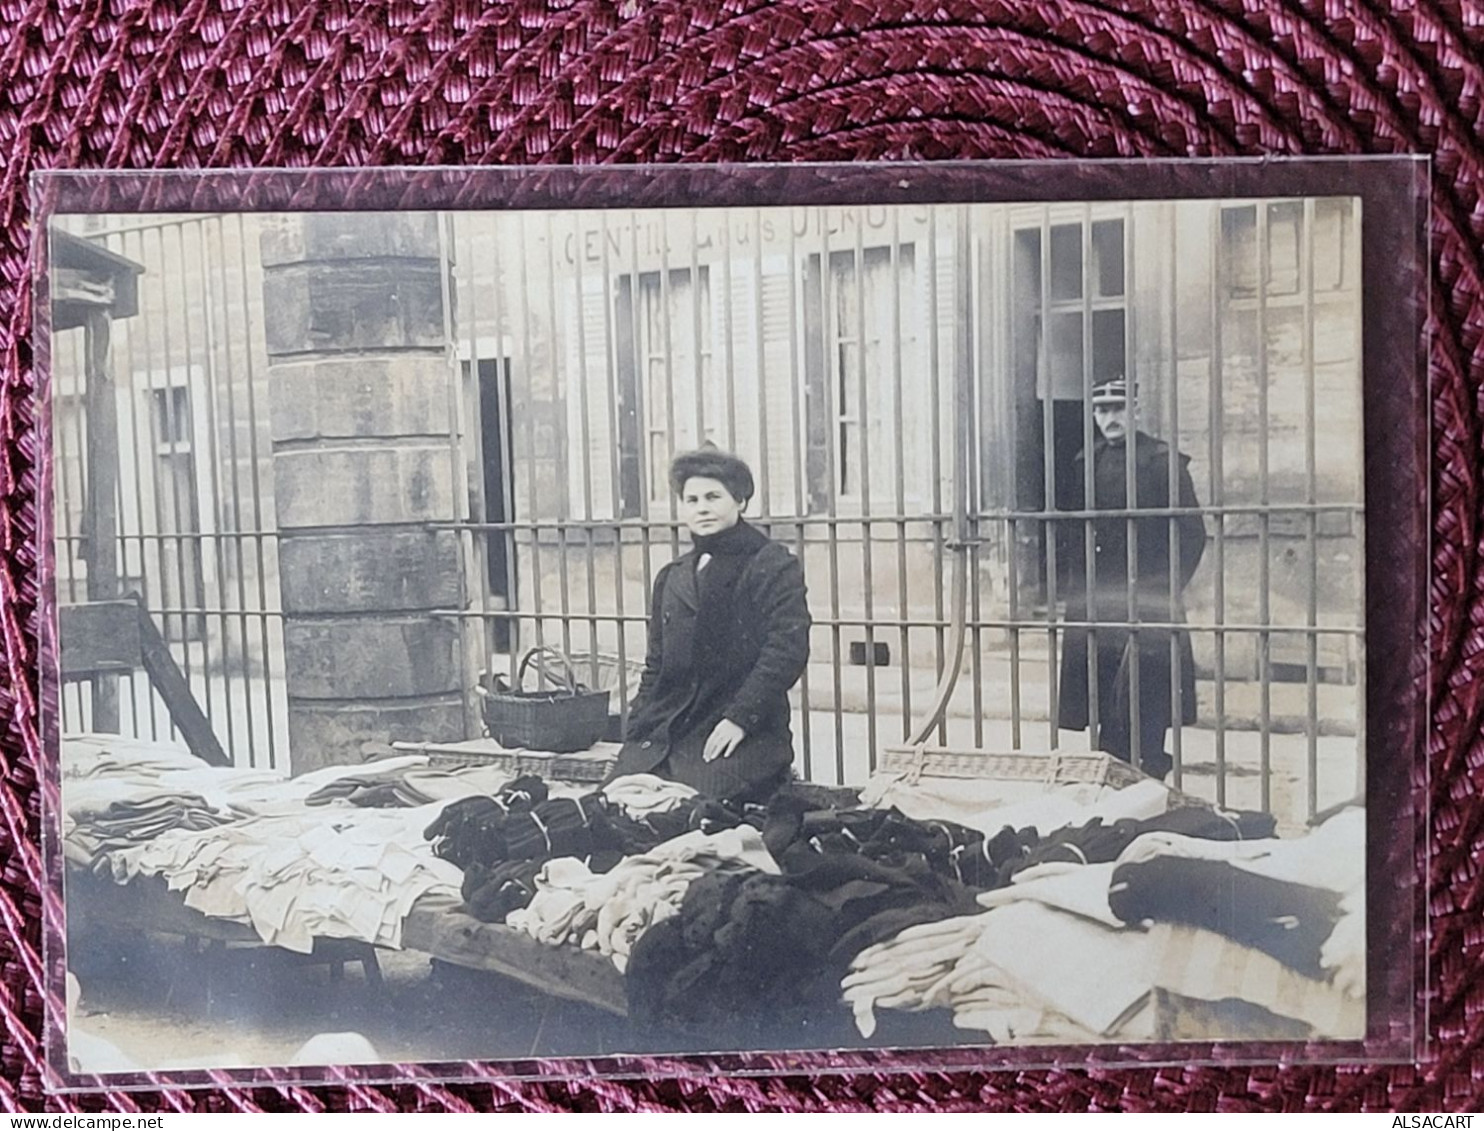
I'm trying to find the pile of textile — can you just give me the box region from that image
[303,760,514,809]
[626,837,984,1037]
[62,735,522,953]
[101,805,465,953]
[425,773,760,924]
[64,789,238,865]
[505,825,779,971]
[840,803,1366,1043]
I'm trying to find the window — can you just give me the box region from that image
[1014,218,1127,402]
[1008,216,1128,601]
[1221,199,1354,300]
[614,267,714,513]
[150,385,192,451]
[804,243,918,509]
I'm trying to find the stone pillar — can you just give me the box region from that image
[261,214,466,773]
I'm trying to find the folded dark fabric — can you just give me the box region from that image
[462,858,547,922]
[626,846,981,1034]
[1108,855,1342,978]
[989,805,1281,886]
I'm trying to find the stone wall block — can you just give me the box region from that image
[287,696,466,775]
[263,261,446,356]
[260,213,444,267]
[279,529,463,614]
[283,617,463,699]
[270,357,452,440]
[273,444,452,528]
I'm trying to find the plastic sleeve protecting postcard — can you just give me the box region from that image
[29,158,1427,1092]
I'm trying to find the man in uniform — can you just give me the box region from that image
[1057,377,1207,780]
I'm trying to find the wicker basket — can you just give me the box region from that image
[478,647,611,754]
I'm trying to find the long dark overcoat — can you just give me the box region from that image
[1057,431,1208,733]
[612,523,811,800]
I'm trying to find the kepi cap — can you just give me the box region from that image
[1090,377,1134,406]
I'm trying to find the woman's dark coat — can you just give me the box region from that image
[612,523,811,801]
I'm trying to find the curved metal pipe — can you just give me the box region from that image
[906,206,976,747]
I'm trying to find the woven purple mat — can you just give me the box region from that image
[1,0,1478,1112]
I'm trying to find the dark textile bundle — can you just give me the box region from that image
[423,776,553,868]
[983,805,1280,888]
[502,794,610,860]
[760,793,986,886]
[1108,855,1342,978]
[639,796,765,843]
[626,843,981,1035]
[461,858,547,922]
[427,777,664,921]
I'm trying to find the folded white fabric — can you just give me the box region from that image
[974,861,1123,928]
[505,825,778,970]
[857,771,1173,838]
[964,902,1158,1036]
[1320,887,1365,1000]
[102,803,464,953]
[843,902,1158,1042]
[600,773,700,818]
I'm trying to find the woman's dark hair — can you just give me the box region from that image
[670,447,755,504]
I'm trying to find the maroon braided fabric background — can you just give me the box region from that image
[0,0,1476,1113]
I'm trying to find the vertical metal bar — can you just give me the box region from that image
[966,209,985,750]
[438,214,479,741]
[891,209,912,742]
[539,212,574,674]
[571,213,600,687]
[998,208,1023,750]
[235,215,280,770]
[56,325,81,610]
[57,325,84,732]
[141,227,179,742]
[927,208,947,747]
[1038,209,1061,750]
[1303,199,1320,818]
[486,215,520,686]
[193,219,237,762]
[1209,204,1228,807]
[169,223,210,726]
[209,219,256,764]
[1166,204,1185,791]
[115,229,161,741]
[690,209,705,446]
[1123,205,1142,773]
[52,254,79,733]
[628,215,656,652]
[83,310,121,733]
[600,212,632,723]
[853,210,879,768]
[459,217,494,687]
[752,210,770,517]
[788,209,813,779]
[818,208,845,783]
[724,210,739,455]
[517,217,549,677]
[1256,204,1273,812]
[660,211,680,562]
[1081,209,1102,758]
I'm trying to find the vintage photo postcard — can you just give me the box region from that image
[33,160,1426,1088]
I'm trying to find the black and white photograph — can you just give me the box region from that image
[39,165,1416,1081]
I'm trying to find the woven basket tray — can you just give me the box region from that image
[878,745,1209,809]
[392,741,619,784]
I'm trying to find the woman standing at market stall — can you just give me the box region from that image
[611,448,812,803]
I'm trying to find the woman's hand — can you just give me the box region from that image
[702,719,747,762]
